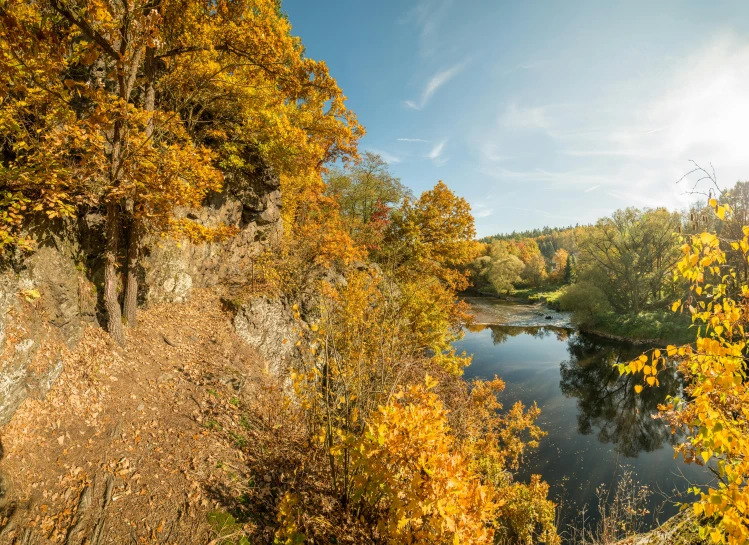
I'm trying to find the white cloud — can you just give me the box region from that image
[558,33,749,190]
[400,0,452,58]
[366,148,401,164]
[405,63,465,110]
[473,207,494,218]
[427,140,446,159]
[500,102,550,130]
[480,143,510,163]
[476,33,749,213]
[490,206,581,221]
[478,165,605,188]
[426,140,448,165]
[397,138,428,142]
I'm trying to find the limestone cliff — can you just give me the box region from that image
[0,154,282,426]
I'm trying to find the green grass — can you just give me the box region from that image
[586,310,694,345]
[511,285,566,309]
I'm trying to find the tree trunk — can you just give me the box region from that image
[123,47,155,328]
[123,218,140,327]
[104,201,125,346]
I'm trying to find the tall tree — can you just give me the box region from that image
[485,241,524,294]
[0,0,362,344]
[326,151,409,225]
[550,248,569,283]
[577,208,680,314]
[386,181,481,291]
[324,152,408,251]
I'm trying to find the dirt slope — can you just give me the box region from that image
[0,289,279,544]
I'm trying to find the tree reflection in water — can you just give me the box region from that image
[487,325,571,345]
[558,334,684,458]
[482,325,684,459]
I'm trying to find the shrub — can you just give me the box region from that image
[558,282,612,327]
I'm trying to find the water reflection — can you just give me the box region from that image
[484,325,571,345]
[474,324,683,459]
[458,319,709,529]
[558,335,683,458]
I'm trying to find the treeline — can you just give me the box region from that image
[481,223,585,244]
[472,182,749,342]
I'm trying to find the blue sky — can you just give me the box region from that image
[283,0,749,237]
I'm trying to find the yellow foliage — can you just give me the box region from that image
[279,261,558,543]
[386,181,482,292]
[349,380,498,544]
[624,197,749,545]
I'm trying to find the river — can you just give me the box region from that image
[455,297,712,533]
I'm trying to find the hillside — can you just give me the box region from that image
[0,289,287,544]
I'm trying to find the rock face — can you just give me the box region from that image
[233,297,296,377]
[0,152,282,426]
[0,246,97,426]
[144,159,282,304]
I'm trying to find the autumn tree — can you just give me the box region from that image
[550,248,569,283]
[577,208,681,314]
[623,196,749,544]
[325,151,409,227]
[521,253,547,287]
[485,241,524,294]
[384,180,481,290]
[0,0,362,344]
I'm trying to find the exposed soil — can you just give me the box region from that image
[0,289,282,544]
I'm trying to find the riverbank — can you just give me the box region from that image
[510,285,566,309]
[462,295,573,329]
[578,311,694,346]
[464,290,693,345]
[615,510,706,545]
[468,285,566,309]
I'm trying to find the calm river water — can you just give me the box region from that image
[454,297,712,531]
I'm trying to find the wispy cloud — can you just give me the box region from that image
[473,33,749,215]
[397,138,429,143]
[366,148,401,164]
[478,165,605,187]
[405,63,465,110]
[480,143,510,163]
[490,206,580,221]
[426,140,448,165]
[427,141,446,159]
[553,34,749,184]
[500,102,551,130]
[400,0,452,58]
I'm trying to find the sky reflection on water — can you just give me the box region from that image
[454,322,712,529]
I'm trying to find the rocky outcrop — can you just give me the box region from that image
[233,297,296,376]
[0,246,97,425]
[144,158,282,304]
[0,151,283,426]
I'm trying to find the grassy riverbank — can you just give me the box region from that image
[466,287,694,345]
[510,285,566,309]
[579,310,695,346]
[513,287,693,345]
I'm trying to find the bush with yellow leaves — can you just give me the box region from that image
[623,197,749,545]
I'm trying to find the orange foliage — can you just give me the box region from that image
[386,181,482,291]
[350,378,499,544]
